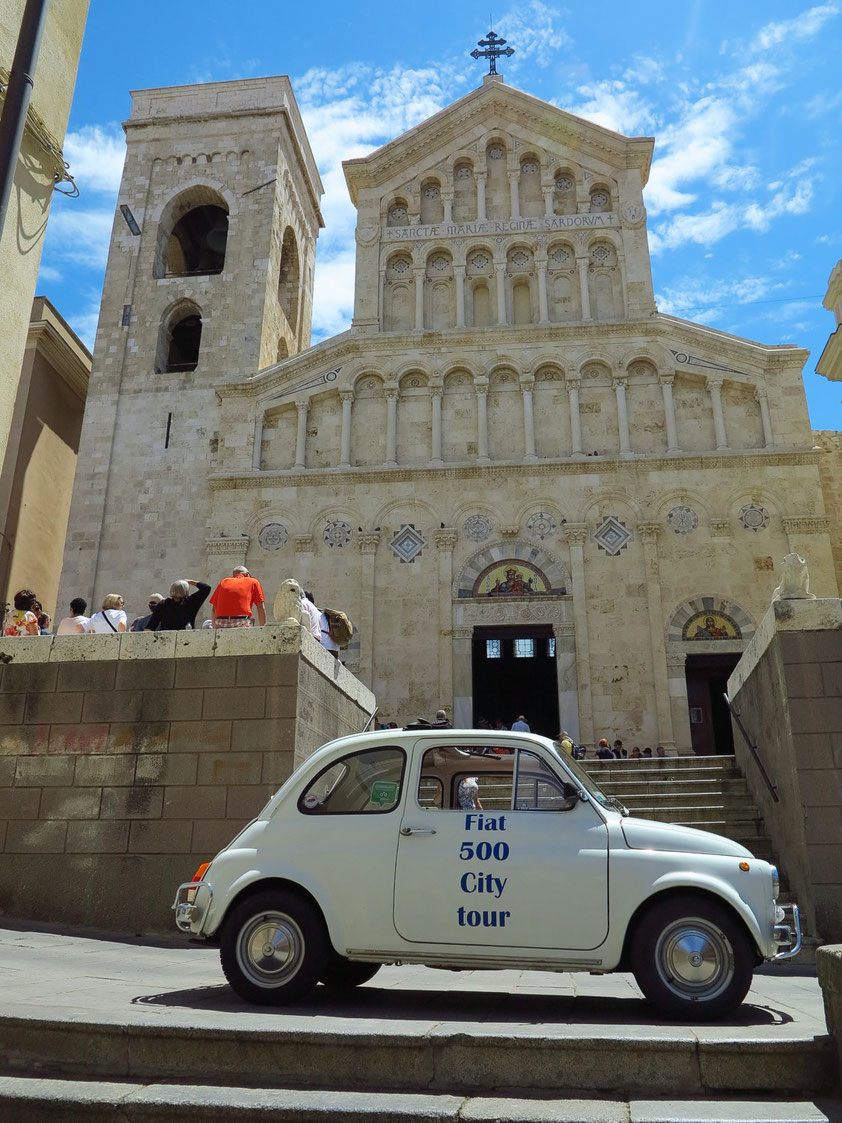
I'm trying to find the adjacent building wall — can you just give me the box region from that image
[0,625,374,933]
[0,1,89,472]
[728,596,842,942]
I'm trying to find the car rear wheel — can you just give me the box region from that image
[220,890,327,1005]
[320,954,381,989]
[631,895,754,1020]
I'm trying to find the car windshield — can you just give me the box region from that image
[543,740,627,814]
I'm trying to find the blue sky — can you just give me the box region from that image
[39,0,842,429]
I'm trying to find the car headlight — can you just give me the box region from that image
[770,865,779,900]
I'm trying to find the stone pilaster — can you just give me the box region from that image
[564,523,593,747]
[638,522,676,751]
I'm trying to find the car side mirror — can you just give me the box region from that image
[577,789,590,803]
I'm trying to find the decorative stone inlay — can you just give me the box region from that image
[423,185,440,199]
[593,516,631,556]
[550,246,571,266]
[258,523,288,551]
[323,520,352,548]
[430,254,450,271]
[469,252,490,269]
[510,250,529,266]
[487,144,505,160]
[667,505,698,535]
[526,511,558,540]
[590,191,610,209]
[592,244,611,264]
[391,258,409,274]
[739,503,769,532]
[782,516,831,534]
[389,523,427,563]
[455,166,473,180]
[464,514,492,542]
[389,206,407,223]
[521,160,539,175]
[555,174,574,190]
[206,536,248,555]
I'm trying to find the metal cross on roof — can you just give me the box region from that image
[470,29,515,75]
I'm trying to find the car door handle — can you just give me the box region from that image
[400,826,437,836]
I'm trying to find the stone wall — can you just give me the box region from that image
[815,431,842,591]
[0,625,374,933]
[728,597,842,942]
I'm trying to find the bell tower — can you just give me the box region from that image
[58,77,323,606]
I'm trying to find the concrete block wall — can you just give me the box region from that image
[728,597,842,942]
[0,625,374,933]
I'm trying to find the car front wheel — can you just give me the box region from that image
[631,895,754,1020]
[220,890,327,1005]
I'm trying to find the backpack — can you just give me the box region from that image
[323,608,353,648]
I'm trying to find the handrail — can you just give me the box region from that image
[723,692,779,803]
[361,706,378,733]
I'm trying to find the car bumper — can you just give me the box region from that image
[172,879,213,935]
[772,903,801,961]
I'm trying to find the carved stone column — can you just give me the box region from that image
[476,173,487,221]
[495,263,507,325]
[475,380,490,462]
[294,399,309,470]
[553,622,580,743]
[454,265,466,328]
[755,387,774,449]
[338,390,353,468]
[567,377,583,456]
[707,378,729,450]
[536,258,550,324]
[521,376,537,461]
[357,532,380,686]
[293,534,313,593]
[435,529,458,708]
[508,171,520,219]
[667,651,692,755]
[542,186,554,217]
[564,523,593,747]
[452,625,474,728]
[638,523,676,751]
[660,374,680,453]
[613,376,632,457]
[252,414,263,471]
[414,266,425,332]
[577,256,591,320]
[430,385,443,466]
[442,191,453,224]
[385,387,398,466]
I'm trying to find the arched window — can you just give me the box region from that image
[518,156,542,218]
[278,228,300,331]
[485,140,508,219]
[156,303,203,373]
[166,205,228,275]
[589,184,612,213]
[453,160,476,221]
[386,197,409,228]
[553,170,576,215]
[420,180,443,225]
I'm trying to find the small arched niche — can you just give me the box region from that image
[156,301,203,374]
[420,179,444,225]
[157,188,229,278]
[453,160,476,221]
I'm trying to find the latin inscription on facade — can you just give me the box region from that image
[383,212,617,242]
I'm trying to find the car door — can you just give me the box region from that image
[393,740,609,950]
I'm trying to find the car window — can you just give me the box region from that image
[299,747,406,815]
[515,750,575,810]
[417,745,573,812]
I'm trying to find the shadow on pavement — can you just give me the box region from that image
[131,983,793,1027]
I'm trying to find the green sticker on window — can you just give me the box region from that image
[370,780,399,806]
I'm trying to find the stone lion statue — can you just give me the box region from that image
[772,552,816,600]
[273,577,308,625]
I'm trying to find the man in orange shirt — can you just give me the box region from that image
[209,566,266,628]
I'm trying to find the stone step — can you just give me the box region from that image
[586,755,740,772]
[601,779,750,797]
[624,804,761,823]
[0,1014,834,1100]
[0,1077,839,1123]
[616,790,760,808]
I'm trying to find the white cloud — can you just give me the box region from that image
[655,275,785,323]
[565,80,656,135]
[63,125,125,195]
[496,1,569,70]
[750,3,839,51]
[41,207,114,270]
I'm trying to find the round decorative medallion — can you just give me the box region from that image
[323,520,352,549]
[527,511,558,541]
[590,191,610,209]
[463,514,492,542]
[258,523,288,551]
[391,258,409,274]
[389,206,407,223]
[555,174,574,191]
[592,244,611,264]
[423,185,440,199]
[667,506,698,535]
[521,160,539,175]
[739,504,769,532]
[487,144,504,160]
[455,166,473,180]
[409,377,422,388]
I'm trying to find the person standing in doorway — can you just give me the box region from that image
[209,566,266,629]
[511,715,530,732]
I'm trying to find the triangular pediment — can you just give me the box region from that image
[343,77,653,202]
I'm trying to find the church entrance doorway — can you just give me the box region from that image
[684,653,741,755]
[471,624,559,738]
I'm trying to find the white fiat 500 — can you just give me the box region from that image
[173,729,800,1019]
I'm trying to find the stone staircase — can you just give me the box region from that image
[584,754,803,917]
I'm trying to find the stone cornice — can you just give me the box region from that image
[209,448,823,492]
[782,517,831,535]
[206,537,248,555]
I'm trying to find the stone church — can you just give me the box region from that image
[59,69,840,753]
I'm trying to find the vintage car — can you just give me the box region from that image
[173,729,800,1018]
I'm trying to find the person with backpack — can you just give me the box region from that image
[319,604,354,657]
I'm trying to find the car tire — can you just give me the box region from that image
[220,890,327,1005]
[631,894,754,1020]
[320,954,381,989]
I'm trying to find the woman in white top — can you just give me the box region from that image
[84,593,128,634]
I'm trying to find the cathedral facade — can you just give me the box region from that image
[60,73,840,752]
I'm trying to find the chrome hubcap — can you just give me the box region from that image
[237,911,304,988]
[655,916,734,1001]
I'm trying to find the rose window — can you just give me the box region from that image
[389,206,407,223]
[455,166,473,180]
[423,185,440,199]
[590,191,610,208]
[521,161,539,175]
[487,144,504,160]
[555,174,574,191]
